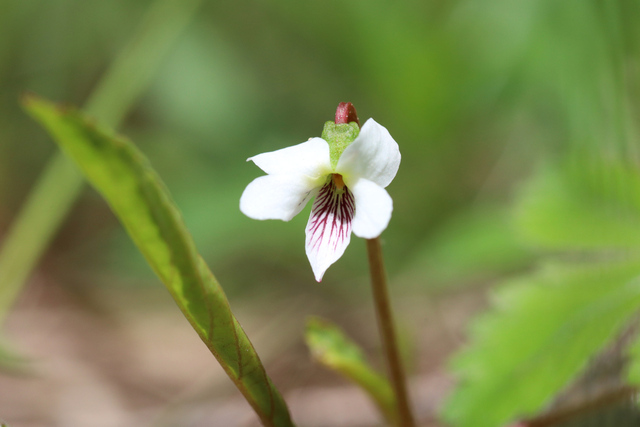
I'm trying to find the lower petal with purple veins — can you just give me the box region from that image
[305,175,356,282]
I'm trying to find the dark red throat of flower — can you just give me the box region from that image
[335,102,360,127]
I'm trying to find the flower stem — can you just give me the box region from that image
[366,237,415,427]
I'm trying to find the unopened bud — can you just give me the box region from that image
[334,102,360,128]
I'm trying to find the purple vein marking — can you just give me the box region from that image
[307,175,355,252]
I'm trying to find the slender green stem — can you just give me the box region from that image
[0,155,82,324]
[0,0,202,325]
[366,237,415,427]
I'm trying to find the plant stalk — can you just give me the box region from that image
[366,237,415,427]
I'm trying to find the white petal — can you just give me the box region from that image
[347,177,393,239]
[305,177,355,281]
[240,175,319,221]
[248,137,331,178]
[336,118,400,188]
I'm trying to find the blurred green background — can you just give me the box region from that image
[0,0,549,293]
[1,0,640,425]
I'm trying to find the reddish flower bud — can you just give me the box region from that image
[335,102,360,127]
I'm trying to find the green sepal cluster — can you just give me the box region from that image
[321,121,359,169]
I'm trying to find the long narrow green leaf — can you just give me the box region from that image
[0,154,82,322]
[442,259,640,427]
[23,95,294,427]
[305,317,396,424]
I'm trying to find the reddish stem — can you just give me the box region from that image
[367,238,416,427]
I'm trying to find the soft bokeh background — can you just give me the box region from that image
[1,0,639,426]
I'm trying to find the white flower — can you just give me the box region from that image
[240,118,400,282]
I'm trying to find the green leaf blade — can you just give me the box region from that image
[23,95,293,427]
[442,260,640,427]
[305,316,396,424]
[625,332,640,386]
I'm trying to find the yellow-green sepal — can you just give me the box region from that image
[321,121,359,169]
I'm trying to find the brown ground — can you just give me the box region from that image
[0,272,484,427]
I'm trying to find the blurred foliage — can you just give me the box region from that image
[441,0,640,422]
[0,0,203,326]
[401,204,533,289]
[0,0,559,296]
[515,158,640,249]
[443,162,640,423]
[0,338,29,374]
[3,0,640,425]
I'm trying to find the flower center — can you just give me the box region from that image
[332,173,345,190]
